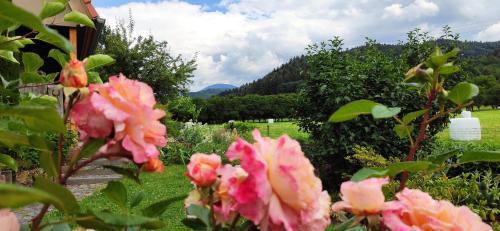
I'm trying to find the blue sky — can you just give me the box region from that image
[95,0,500,91]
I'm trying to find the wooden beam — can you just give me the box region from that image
[69,28,77,59]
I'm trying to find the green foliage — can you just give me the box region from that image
[63,11,95,28]
[168,96,199,122]
[223,121,255,134]
[198,93,298,123]
[96,17,196,102]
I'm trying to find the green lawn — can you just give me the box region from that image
[246,121,309,140]
[73,165,191,231]
[436,109,500,146]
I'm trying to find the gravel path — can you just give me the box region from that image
[14,183,104,224]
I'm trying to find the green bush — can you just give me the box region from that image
[297,37,459,190]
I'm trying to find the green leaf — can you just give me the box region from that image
[87,71,103,84]
[142,195,185,217]
[0,153,17,171]
[0,50,19,63]
[426,149,460,164]
[331,217,355,231]
[329,99,378,122]
[427,47,447,68]
[92,210,163,227]
[48,49,68,67]
[387,161,432,177]
[131,191,145,208]
[447,82,479,105]
[439,64,460,75]
[371,105,401,119]
[104,165,141,184]
[458,151,500,164]
[444,48,460,59]
[41,223,71,231]
[351,168,389,182]
[20,72,45,84]
[181,218,206,230]
[71,139,105,166]
[402,109,427,124]
[346,226,367,231]
[35,29,73,54]
[0,184,63,209]
[102,181,128,208]
[393,124,412,139]
[0,105,65,133]
[0,1,72,53]
[39,1,66,20]
[85,54,115,70]
[0,130,29,148]
[34,177,79,214]
[63,11,95,28]
[39,150,58,178]
[186,204,211,227]
[76,215,121,231]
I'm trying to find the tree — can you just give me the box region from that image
[168,96,200,122]
[96,16,196,102]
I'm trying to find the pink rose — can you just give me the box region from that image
[88,74,167,163]
[60,58,88,88]
[0,209,20,231]
[332,177,389,215]
[383,188,492,231]
[226,130,331,231]
[70,95,113,141]
[186,153,221,187]
[214,164,248,223]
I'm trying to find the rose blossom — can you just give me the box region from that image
[70,94,113,141]
[331,177,389,215]
[0,209,20,231]
[225,129,331,231]
[214,164,248,223]
[87,74,167,163]
[186,153,221,187]
[60,58,88,88]
[383,188,492,231]
[143,157,164,173]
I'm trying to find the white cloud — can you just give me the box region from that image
[383,0,439,20]
[96,0,500,91]
[476,22,500,41]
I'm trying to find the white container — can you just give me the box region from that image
[267,119,274,124]
[449,111,481,141]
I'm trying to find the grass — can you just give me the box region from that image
[54,165,192,231]
[436,109,500,146]
[246,121,309,140]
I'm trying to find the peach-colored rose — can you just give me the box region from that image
[143,157,164,173]
[60,58,88,88]
[332,177,389,215]
[0,209,20,231]
[70,95,113,141]
[90,74,167,163]
[226,130,331,231]
[214,164,248,223]
[186,153,221,187]
[383,188,492,231]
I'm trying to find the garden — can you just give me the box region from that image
[0,1,499,231]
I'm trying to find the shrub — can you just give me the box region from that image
[297,37,458,190]
[223,121,255,134]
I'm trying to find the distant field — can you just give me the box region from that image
[246,121,309,140]
[436,109,499,146]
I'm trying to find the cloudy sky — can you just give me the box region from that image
[93,0,500,91]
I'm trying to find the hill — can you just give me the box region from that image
[220,40,500,96]
[189,84,236,99]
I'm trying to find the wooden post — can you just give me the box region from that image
[69,28,77,59]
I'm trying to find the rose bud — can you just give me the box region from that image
[143,157,165,173]
[60,58,88,88]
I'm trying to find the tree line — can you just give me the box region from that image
[194,94,298,124]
